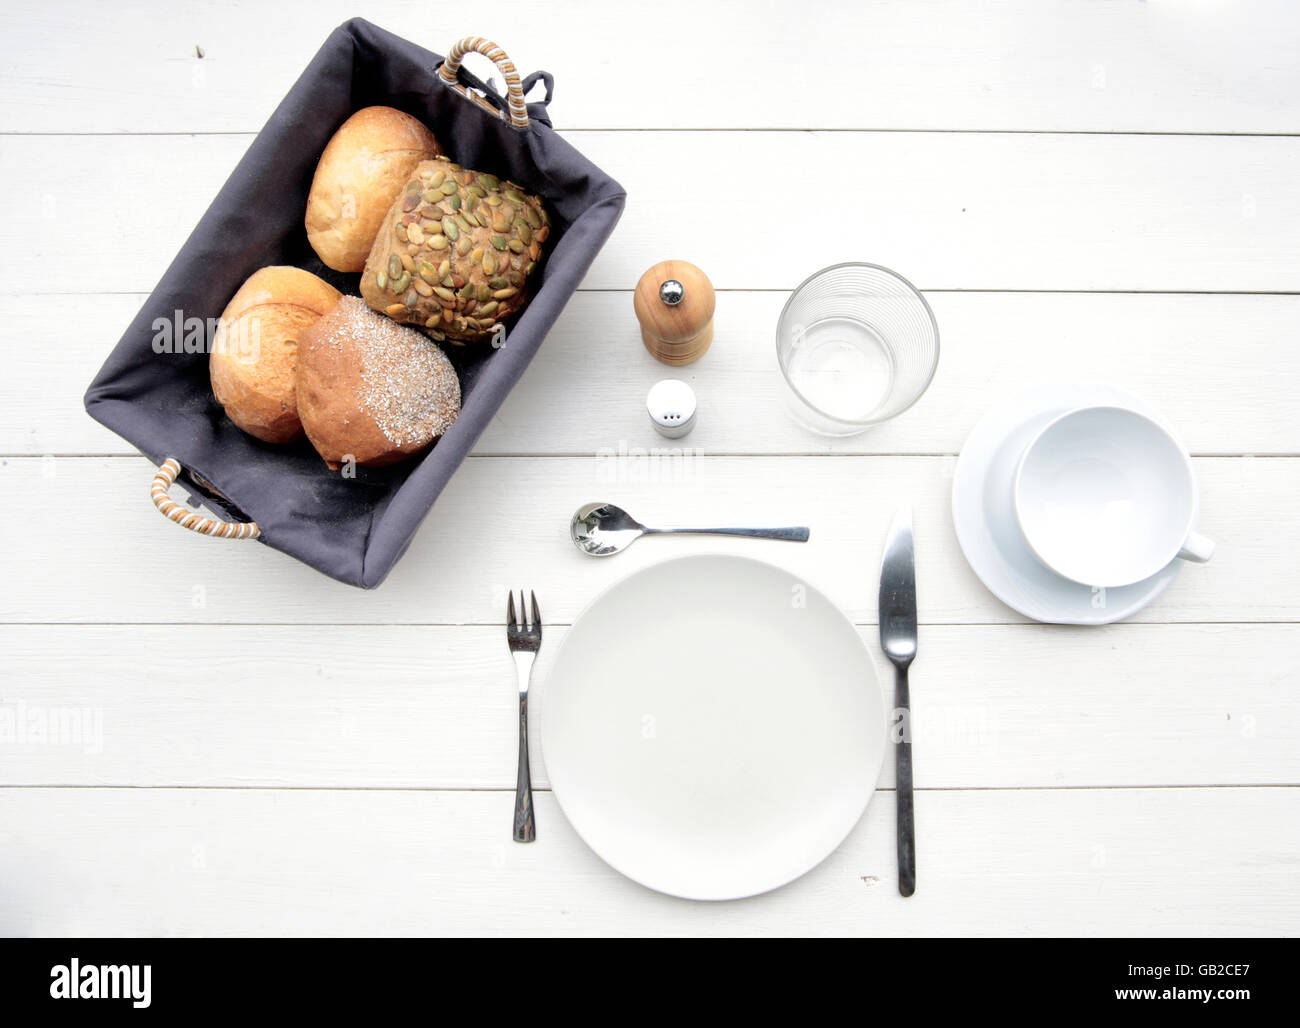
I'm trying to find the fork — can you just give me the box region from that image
[507,589,541,843]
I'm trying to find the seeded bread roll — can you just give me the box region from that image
[296,296,461,469]
[359,157,550,345]
[305,107,443,272]
[210,266,342,443]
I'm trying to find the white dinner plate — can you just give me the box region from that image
[952,381,1182,625]
[539,554,887,900]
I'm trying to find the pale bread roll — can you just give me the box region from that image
[305,106,443,272]
[210,266,341,443]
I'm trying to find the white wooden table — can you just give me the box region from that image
[2,0,1298,936]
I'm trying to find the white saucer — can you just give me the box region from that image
[539,554,887,901]
[952,382,1182,625]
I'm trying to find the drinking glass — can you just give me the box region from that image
[775,263,940,435]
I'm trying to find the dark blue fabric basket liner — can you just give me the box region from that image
[85,18,626,588]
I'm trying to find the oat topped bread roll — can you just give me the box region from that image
[296,295,461,469]
[305,106,443,272]
[359,156,550,345]
[210,266,342,443]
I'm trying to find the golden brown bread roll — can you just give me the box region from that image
[296,296,461,469]
[305,107,443,272]
[210,266,342,443]
[359,157,550,344]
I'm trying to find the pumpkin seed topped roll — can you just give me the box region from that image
[359,156,550,345]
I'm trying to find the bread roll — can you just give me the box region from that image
[359,157,550,344]
[296,296,461,469]
[210,266,341,443]
[305,107,443,272]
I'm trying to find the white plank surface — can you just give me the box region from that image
[0,787,1294,936]
[7,132,1300,295]
[18,291,1300,457]
[0,624,1295,791]
[2,0,1298,937]
[2,455,1296,625]
[2,1,1298,134]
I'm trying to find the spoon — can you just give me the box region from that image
[570,502,810,557]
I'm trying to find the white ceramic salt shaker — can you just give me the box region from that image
[646,379,697,439]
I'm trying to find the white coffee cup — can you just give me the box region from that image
[1013,405,1215,588]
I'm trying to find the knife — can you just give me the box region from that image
[879,504,917,897]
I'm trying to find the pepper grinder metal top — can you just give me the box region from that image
[633,259,715,366]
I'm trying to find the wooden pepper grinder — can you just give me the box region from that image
[634,259,716,365]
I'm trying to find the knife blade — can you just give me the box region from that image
[879,504,917,897]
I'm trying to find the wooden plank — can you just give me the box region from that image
[28,291,1300,457]
[6,132,1300,295]
[2,1,1299,133]
[580,130,1300,292]
[0,456,1293,625]
[0,623,1294,790]
[0,786,1293,935]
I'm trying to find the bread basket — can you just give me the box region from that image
[84,20,626,587]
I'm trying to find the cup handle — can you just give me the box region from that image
[1177,530,1215,564]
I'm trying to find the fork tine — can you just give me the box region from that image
[507,589,516,629]
[531,590,540,627]
[519,589,527,629]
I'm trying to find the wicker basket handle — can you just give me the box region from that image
[151,458,260,540]
[437,37,530,129]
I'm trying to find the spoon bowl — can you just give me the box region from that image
[570,502,649,556]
